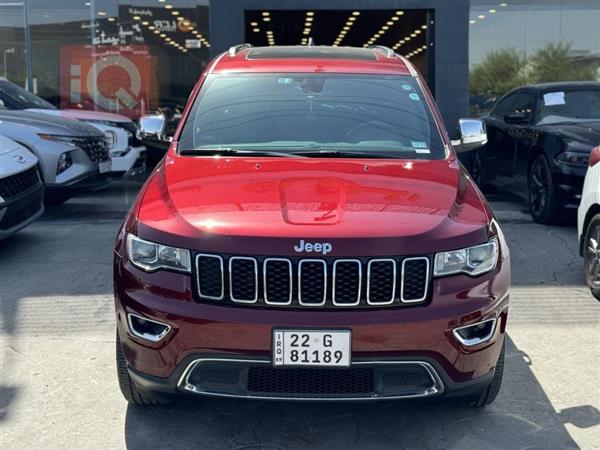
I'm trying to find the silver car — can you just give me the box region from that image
[0,78,146,175]
[0,135,44,238]
[0,110,111,203]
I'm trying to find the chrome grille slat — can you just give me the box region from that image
[194,254,429,307]
[263,258,293,305]
[400,257,430,303]
[196,254,224,301]
[229,256,258,303]
[367,259,397,305]
[332,259,362,306]
[298,259,327,306]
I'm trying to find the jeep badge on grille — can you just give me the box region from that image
[294,240,332,255]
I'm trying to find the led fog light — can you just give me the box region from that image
[56,152,73,174]
[127,313,171,342]
[452,318,497,346]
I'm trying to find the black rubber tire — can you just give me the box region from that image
[467,150,496,193]
[582,214,600,302]
[470,151,484,186]
[465,339,505,407]
[528,155,563,224]
[116,332,170,406]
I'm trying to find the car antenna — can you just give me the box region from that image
[307,37,315,47]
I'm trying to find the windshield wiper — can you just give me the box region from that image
[290,149,398,159]
[179,147,306,158]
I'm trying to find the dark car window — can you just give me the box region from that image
[511,92,535,117]
[536,88,600,125]
[0,80,56,110]
[491,92,518,119]
[178,73,446,159]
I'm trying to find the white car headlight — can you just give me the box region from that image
[127,234,191,273]
[104,130,117,149]
[434,238,498,277]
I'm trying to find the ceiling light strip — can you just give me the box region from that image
[333,11,359,47]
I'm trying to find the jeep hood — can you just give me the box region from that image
[136,154,492,256]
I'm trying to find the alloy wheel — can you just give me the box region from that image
[585,223,600,288]
[529,158,548,217]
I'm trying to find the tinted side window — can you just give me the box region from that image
[491,93,517,118]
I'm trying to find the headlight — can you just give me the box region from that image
[434,238,498,277]
[556,151,589,167]
[38,134,79,145]
[104,130,116,149]
[126,234,191,273]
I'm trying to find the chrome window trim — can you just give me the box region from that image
[196,254,224,301]
[177,357,445,401]
[452,317,498,347]
[366,259,397,305]
[332,259,362,306]
[263,258,293,305]
[298,259,327,306]
[229,256,259,303]
[126,313,171,343]
[400,257,430,303]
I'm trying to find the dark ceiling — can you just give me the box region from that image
[244,9,430,59]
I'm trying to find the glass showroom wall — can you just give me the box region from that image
[0,0,210,119]
[469,0,600,115]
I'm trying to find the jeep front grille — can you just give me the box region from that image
[194,254,430,308]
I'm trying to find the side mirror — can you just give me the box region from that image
[589,146,600,167]
[451,118,488,153]
[504,112,530,125]
[139,114,168,141]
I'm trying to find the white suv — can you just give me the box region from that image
[577,145,600,300]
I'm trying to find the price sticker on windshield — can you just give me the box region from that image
[543,91,565,106]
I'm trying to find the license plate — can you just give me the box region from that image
[98,161,112,173]
[273,330,351,367]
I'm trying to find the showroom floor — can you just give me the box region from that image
[1,177,599,449]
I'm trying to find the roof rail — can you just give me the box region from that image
[228,43,253,56]
[368,45,395,58]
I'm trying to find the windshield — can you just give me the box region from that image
[0,80,56,110]
[537,88,600,125]
[178,73,445,159]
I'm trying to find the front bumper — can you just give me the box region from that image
[45,171,111,199]
[110,146,146,175]
[553,163,586,206]
[114,252,510,400]
[0,182,44,238]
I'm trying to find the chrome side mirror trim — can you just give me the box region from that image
[139,114,167,142]
[454,118,488,153]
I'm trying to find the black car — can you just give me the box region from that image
[474,81,600,224]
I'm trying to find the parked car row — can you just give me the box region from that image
[464,81,600,300]
[0,78,149,238]
[471,81,600,224]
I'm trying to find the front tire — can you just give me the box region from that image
[116,332,170,406]
[465,339,505,407]
[528,155,563,224]
[583,215,600,301]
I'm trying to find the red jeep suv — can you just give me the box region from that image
[114,45,510,407]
